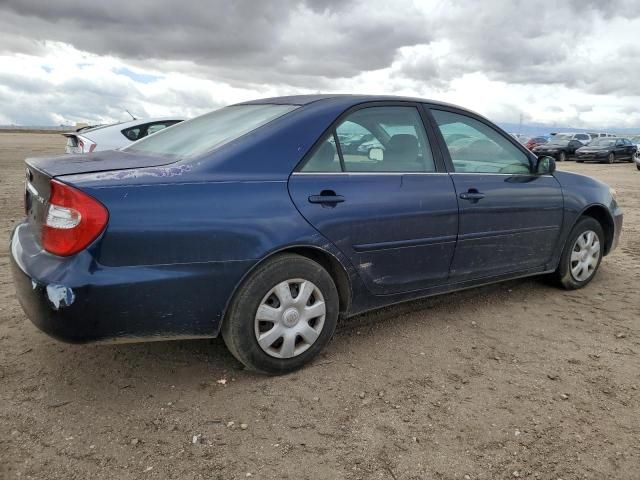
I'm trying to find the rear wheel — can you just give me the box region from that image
[222,254,339,374]
[606,152,615,164]
[552,217,604,290]
[558,151,566,162]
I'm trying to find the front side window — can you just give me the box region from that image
[302,106,435,173]
[124,104,297,158]
[431,110,531,174]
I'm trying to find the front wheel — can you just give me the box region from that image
[552,217,604,290]
[607,152,615,164]
[222,254,339,374]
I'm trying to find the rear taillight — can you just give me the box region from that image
[42,180,108,256]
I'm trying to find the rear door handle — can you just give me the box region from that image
[459,191,485,201]
[308,191,345,204]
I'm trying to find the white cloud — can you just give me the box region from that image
[0,0,639,129]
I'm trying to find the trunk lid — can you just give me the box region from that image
[24,150,179,234]
[26,149,178,177]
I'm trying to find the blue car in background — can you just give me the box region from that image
[11,95,623,374]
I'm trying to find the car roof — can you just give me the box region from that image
[235,94,464,110]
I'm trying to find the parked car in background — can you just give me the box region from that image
[532,133,584,161]
[525,136,549,151]
[629,135,640,157]
[550,132,592,145]
[63,117,184,154]
[575,137,637,164]
[589,132,616,139]
[12,95,622,374]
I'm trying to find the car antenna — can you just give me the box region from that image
[125,109,136,121]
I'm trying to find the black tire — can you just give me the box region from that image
[558,151,566,162]
[222,253,339,374]
[607,152,615,164]
[576,159,584,163]
[637,164,640,171]
[552,217,605,290]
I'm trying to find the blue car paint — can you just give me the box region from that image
[10,95,623,344]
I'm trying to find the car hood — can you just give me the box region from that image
[26,149,180,178]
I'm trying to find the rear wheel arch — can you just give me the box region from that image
[221,245,352,332]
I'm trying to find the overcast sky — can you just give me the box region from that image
[1,0,639,128]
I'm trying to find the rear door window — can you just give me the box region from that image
[302,106,436,173]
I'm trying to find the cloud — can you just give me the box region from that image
[0,0,639,128]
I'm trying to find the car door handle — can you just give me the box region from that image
[459,191,485,201]
[308,191,345,204]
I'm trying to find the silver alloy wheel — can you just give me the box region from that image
[559,151,566,162]
[570,230,601,282]
[254,278,326,359]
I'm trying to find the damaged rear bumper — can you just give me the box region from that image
[10,222,254,344]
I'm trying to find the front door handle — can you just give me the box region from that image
[308,190,345,205]
[459,190,485,201]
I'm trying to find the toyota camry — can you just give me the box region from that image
[11,95,623,374]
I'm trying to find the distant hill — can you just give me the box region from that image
[498,122,640,137]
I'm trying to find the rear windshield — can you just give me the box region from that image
[123,104,298,158]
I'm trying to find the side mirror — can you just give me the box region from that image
[368,147,384,161]
[536,155,556,175]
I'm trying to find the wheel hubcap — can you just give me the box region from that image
[254,278,326,359]
[570,230,601,282]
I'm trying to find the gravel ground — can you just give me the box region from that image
[1,133,638,480]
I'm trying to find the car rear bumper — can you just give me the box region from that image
[10,222,254,344]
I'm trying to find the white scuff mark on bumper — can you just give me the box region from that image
[46,284,75,310]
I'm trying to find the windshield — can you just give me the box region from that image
[124,104,298,157]
[589,138,616,147]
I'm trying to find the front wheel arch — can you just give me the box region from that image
[570,205,615,256]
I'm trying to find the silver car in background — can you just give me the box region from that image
[63,117,184,153]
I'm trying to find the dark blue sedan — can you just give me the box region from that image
[10,95,623,374]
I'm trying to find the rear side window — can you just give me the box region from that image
[124,105,297,158]
[122,126,142,141]
[302,106,435,173]
[575,134,589,141]
[431,110,531,174]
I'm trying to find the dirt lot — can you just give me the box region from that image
[1,133,638,480]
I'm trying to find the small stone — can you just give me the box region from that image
[560,393,569,400]
[312,397,320,402]
[378,391,385,397]
[515,430,521,436]
[192,434,201,444]
[616,333,626,339]
[226,421,235,428]
[359,392,366,399]
[246,473,252,477]
[89,445,95,449]
[217,378,227,385]
[240,423,248,430]
[471,321,477,327]
[464,476,471,480]
[130,438,139,445]
[144,466,153,472]
[547,373,559,380]
[513,471,520,478]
